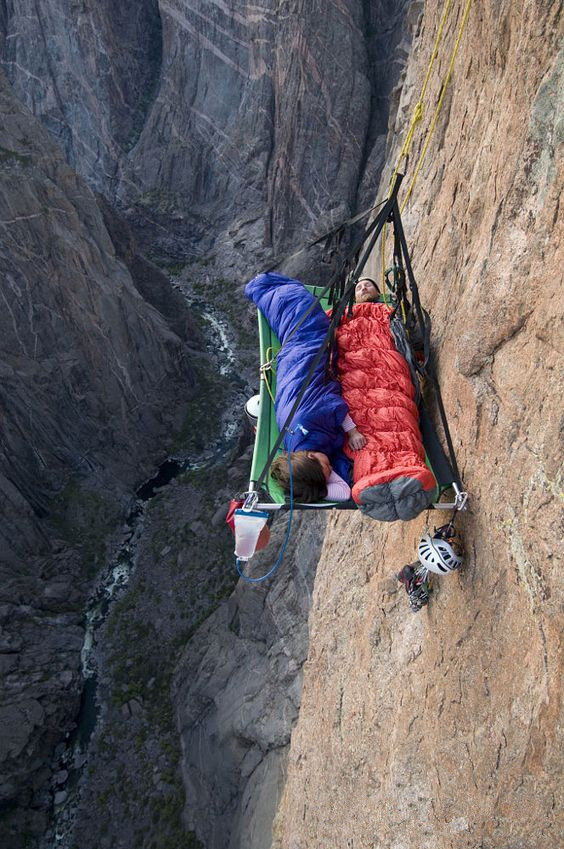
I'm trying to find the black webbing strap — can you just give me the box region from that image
[263,199,388,274]
[323,199,397,377]
[390,201,462,488]
[274,265,344,354]
[277,198,396,354]
[258,500,359,512]
[417,402,456,488]
[389,199,430,367]
[424,365,462,487]
[252,180,402,491]
[389,218,407,318]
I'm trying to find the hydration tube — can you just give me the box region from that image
[235,427,303,584]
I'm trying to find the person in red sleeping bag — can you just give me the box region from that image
[333,278,437,521]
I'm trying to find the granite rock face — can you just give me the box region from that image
[0,69,195,838]
[0,0,163,191]
[173,511,327,849]
[0,0,411,264]
[273,2,563,847]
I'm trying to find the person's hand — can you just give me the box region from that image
[348,427,367,450]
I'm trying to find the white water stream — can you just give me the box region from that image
[49,285,246,846]
[202,307,236,376]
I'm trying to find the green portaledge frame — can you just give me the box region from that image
[249,285,448,508]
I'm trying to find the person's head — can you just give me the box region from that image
[355,277,380,303]
[270,451,330,502]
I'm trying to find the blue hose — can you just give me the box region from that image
[235,428,300,584]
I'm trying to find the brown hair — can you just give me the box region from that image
[270,451,328,502]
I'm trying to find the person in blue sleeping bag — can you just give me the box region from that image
[245,272,366,502]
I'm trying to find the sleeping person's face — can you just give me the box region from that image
[307,451,332,481]
[355,278,380,303]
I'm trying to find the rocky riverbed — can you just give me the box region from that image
[39,286,253,849]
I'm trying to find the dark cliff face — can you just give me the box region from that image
[0,71,194,497]
[0,67,197,836]
[1,0,410,263]
[0,0,163,189]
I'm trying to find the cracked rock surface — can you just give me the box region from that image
[0,0,411,265]
[272,2,562,847]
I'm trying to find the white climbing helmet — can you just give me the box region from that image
[244,394,261,425]
[417,523,464,575]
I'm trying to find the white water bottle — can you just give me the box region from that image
[234,509,269,560]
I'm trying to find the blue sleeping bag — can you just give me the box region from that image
[245,272,350,481]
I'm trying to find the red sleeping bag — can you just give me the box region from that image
[335,302,437,521]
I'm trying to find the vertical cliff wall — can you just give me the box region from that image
[0,68,196,839]
[272,2,562,847]
[0,0,411,262]
[0,0,163,191]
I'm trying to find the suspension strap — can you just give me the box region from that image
[389,199,430,367]
[390,201,462,488]
[276,195,397,355]
[264,198,388,274]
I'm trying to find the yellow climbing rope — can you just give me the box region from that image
[380,0,473,293]
[388,0,456,198]
[262,368,276,405]
[400,0,473,211]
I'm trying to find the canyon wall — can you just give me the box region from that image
[0,0,411,263]
[173,510,328,849]
[0,69,197,840]
[272,2,563,847]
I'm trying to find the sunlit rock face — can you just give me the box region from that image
[0,0,411,262]
[272,3,563,848]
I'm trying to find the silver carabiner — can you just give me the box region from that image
[452,483,469,511]
[242,491,259,512]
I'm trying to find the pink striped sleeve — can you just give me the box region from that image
[325,470,351,502]
[342,413,357,432]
